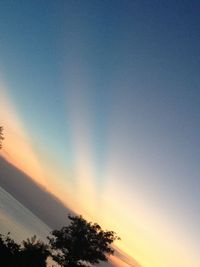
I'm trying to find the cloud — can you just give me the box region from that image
[0,156,74,229]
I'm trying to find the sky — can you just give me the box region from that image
[0,1,200,266]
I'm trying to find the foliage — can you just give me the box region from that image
[20,235,50,267]
[0,233,21,266]
[48,215,120,267]
[0,216,119,267]
[0,233,50,267]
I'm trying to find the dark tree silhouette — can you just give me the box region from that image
[0,233,21,267]
[0,126,4,149]
[19,235,50,267]
[0,233,51,267]
[0,215,119,267]
[48,215,120,267]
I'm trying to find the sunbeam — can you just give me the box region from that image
[0,81,47,188]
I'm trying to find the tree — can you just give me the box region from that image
[19,235,50,267]
[0,233,21,267]
[0,233,51,267]
[0,126,4,149]
[48,215,120,267]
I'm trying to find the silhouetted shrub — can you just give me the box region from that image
[19,235,50,267]
[0,215,119,267]
[0,233,21,267]
[48,215,120,267]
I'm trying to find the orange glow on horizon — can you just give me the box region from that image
[0,84,48,188]
[110,255,134,267]
[0,80,196,267]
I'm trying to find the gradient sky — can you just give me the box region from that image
[0,1,200,267]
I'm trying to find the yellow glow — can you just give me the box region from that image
[109,254,138,267]
[0,79,197,267]
[0,83,47,188]
[0,81,79,214]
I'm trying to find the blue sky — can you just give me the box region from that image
[0,1,200,266]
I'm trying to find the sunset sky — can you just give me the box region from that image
[0,1,200,267]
